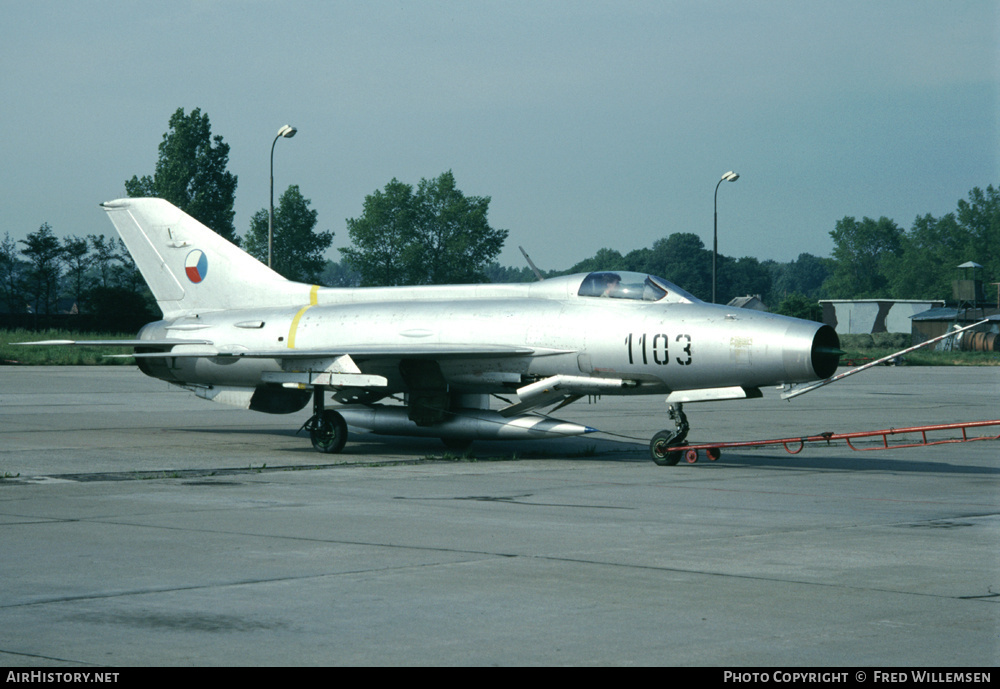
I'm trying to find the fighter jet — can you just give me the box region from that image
[32,198,843,465]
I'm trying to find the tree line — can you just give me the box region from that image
[1,225,152,331]
[824,187,999,301]
[328,181,998,323]
[2,106,996,333]
[1,108,335,332]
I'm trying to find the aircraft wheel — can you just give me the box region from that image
[311,410,347,454]
[441,437,473,452]
[650,430,683,466]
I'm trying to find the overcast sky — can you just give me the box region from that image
[2,1,996,273]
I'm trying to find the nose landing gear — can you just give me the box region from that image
[650,403,690,466]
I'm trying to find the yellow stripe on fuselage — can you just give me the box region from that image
[287,285,319,349]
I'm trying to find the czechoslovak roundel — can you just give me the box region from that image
[185,250,208,283]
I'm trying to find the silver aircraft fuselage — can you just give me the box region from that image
[132,275,836,399]
[30,198,840,459]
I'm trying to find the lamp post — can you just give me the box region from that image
[269,124,297,269]
[713,170,739,304]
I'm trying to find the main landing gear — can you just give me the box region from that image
[649,403,690,466]
[302,388,347,454]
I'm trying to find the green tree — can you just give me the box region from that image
[244,185,333,283]
[643,233,714,300]
[717,255,772,304]
[956,185,1000,282]
[343,171,507,286]
[782,253,832,298]
[485,263,546,283]
[340,179,417,287]
[622,247,653,273]
[884,213,968,299]
[566,247,626,274]
[87,234,118,289]
[774,293,822,322]
[412,171,508,284]
[113,237,144,293]
[20,223,63,317]
[823,216,903,298]
[61,235,92,308]
[125,107,239,243]
[319,260,361,287]
[763,253,832,306]
[82,285,156,333]
[1,232,27,312]
[876,186,999,300]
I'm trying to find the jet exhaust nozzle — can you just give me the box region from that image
[811,325,842,379]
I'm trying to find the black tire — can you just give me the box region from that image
[650,430,683,466]
[311,410,348,454]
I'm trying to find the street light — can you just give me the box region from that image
[269,124,297,269]
[713,170,739,304]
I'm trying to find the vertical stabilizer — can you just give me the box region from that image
[102,198,311,317]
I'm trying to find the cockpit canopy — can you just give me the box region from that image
[577,271,699,304]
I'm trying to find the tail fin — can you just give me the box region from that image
[102,198,311,318]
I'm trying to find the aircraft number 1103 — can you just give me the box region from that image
[625,332,693,366]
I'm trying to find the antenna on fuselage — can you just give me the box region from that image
[519,246,545,282]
